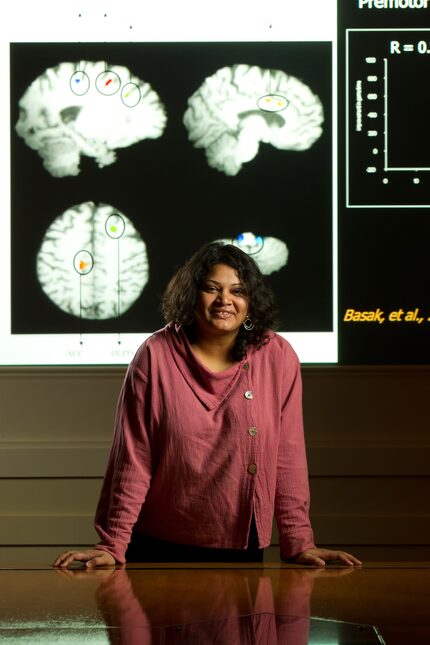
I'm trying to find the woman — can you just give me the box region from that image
[54,242,360,568]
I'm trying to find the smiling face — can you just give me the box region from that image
[194,263,249,340]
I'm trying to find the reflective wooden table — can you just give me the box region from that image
[1,562,429,643]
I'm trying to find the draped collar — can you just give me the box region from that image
[163,323,246,411]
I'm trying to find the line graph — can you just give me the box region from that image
[347,28,430,207]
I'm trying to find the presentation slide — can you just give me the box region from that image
[1,1,428,365]
[1,0,336,365]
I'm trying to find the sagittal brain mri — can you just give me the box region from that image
[15,61,167,177]
[183,64,324,176]
[216,232,289,274]
[36,202,149,319]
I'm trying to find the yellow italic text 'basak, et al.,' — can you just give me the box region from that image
[343,308,426,324]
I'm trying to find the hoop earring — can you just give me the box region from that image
[243,317,254,331]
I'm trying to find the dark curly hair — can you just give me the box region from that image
[161,242,279,360]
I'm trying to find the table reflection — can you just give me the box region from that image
[57,566,357,644]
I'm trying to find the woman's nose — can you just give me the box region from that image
[216,290,231,303]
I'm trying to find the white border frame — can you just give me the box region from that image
[1,0,338,364]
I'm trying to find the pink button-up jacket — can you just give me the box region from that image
[95,323,315,563]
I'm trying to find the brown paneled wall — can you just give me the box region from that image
[1,366,429,563]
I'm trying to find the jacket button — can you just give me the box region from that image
[248,463,257,475]
[248,427,258,437]
[244,390,254,400]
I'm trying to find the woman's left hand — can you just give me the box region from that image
[290,548,362,567]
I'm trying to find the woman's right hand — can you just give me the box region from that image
[53,548,116,568]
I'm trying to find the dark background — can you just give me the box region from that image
[10,41,332,335]
[339,1,430,363]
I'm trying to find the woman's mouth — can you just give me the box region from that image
[212,310,233,319]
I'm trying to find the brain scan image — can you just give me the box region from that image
[183,64,324,176]
[15,61,167,177]
[37,202,149,319]
[216,232,289,275]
